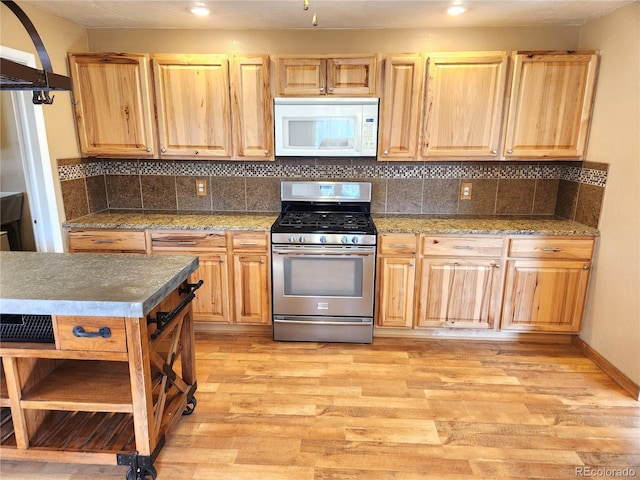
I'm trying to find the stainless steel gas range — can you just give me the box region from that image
[270,181,377,343]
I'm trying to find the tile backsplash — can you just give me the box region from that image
[58,158,608,228]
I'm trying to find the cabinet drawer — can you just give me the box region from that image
[54,316,127,352]
[232,232,268,251]
[150,231,226,251]
[68,230,147,253]
[508,237,595,259]
[421,236,503,257]
[378,233,417,255]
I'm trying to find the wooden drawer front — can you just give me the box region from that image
[54,316,127,352]
[68,230,146,253]
[150,231,226,251]
[378,233,417,255]
[508,237,594,259]
[232,232,268,251]
[421,236,503,257]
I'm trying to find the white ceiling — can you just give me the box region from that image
[20,0,636,29]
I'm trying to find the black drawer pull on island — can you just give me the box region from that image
[72,325,111,338]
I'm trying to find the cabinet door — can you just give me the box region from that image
[68,53,155,157]
[422,52,508,159]
[189,253,231,323]
[378,55,424,160]
[152,54,232,158]
[503,51,599,159]
[376,257,416,328]
[274,57,326,96]
[232,254,270,324]
[326,57,376,95]
[501,259,591,332]
[416,258,500,329]
[231,55,274,160]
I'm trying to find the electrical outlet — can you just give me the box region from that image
[460,182,472,200]
[195,179,207,196]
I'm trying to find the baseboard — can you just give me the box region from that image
[571,336,640,401]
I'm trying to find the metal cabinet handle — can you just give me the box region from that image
[409,262,414,267]
[383,150,389,155]
[260,259,265,264]
[543,247,563,252]
[319,87,324,92]
[491,149,498,155]
[72,326,111,338]
[219,258,225,263]
[492,263,501,269]
[328,86,333,92]
[583,264,590,270]
[161,147,167,153]
[239,242,259,246]
[146,147,151,152]
[177,241,197,246]
[93,239,115,244]
[507,149,513,154]
[454,245,474,250]
[389,244,411,249]
[264,149,269,155]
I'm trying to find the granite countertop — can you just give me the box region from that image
[0,251,199,317]
[63,212,277,231]
[372,215,600,236]
[63,211,599,236]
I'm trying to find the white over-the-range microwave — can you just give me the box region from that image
[274,97,379,157]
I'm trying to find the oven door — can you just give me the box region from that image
[271,244,376,317]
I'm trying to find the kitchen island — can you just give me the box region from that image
[0,252,200,480]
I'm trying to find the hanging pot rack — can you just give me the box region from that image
[1,0,72,104]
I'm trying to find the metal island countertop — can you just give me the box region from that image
[0,251,199,317]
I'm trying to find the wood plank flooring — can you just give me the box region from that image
[2,333,639,479]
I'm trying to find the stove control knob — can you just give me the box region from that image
[288,235,296,243]
[341,235,349,244]
[351,236,359,244]
[298,236,305,243]
[320,236,327,244]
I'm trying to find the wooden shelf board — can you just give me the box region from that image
[21,360,133,412]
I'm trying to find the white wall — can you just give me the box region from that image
[578,1,640,386]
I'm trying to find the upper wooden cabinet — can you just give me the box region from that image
[421,52,509,160]
[503,51,599,160]
[231,55,274,160]
[68,53,156,157]
[378,55,424,160]
[152,54,233,158]
[273,56,377,96]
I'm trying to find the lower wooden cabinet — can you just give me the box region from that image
[416,236,504,329]
[416,258,501,329]
[500,237,595,333]
[67,228,271,326]
[376,233,417,328]
[231,232,271,325]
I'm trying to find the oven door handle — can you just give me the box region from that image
[273,249,375,256]
[274,318,372,326]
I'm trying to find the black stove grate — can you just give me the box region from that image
[277,212,372,231]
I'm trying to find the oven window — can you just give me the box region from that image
[283,257,363,297]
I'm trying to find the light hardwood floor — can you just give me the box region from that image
[2,333,639,479]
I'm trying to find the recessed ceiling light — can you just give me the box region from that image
[447,5,467,16]
[190,3,210,16]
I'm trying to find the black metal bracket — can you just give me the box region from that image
[117,440,164,480]
[146,280,203,340]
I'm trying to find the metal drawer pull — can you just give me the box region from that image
[177,241,197,245]
[543,247,563,252]
[72,326,111,338]
[454,245,474,249]
[93,239,115,244]
[389,244,411,249]
[239,242,259,246]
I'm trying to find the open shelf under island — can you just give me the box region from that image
[0,251,200,480]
